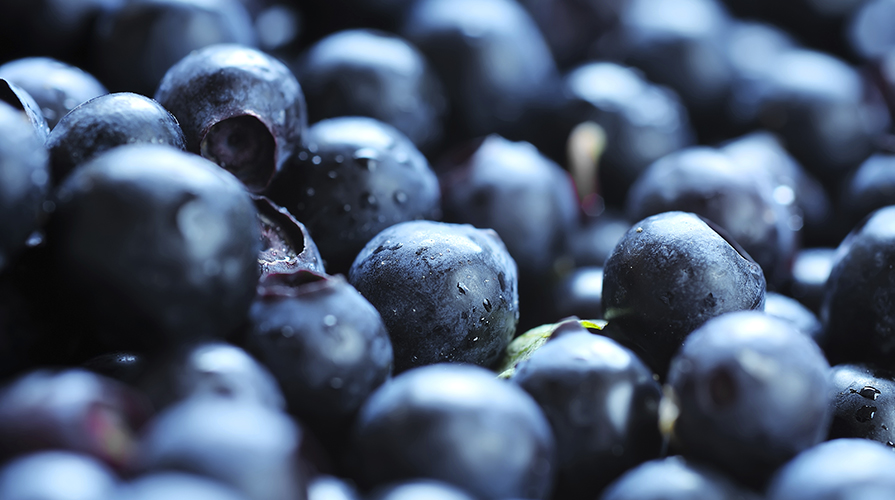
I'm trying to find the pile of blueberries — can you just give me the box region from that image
[4,0,895,498]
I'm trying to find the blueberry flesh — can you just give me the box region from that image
[294,29,447,153]
[510,330,662,499]
[138,398,307,500]
[599,456,757,500]
[0,101,49,273]
[349,220,519,372]
[665,311,832,487]
[92,0,257,96]
[0,451,119,500]
[46,92,187,185]
[47,144,260,354]
[821,206,895,368]
[601,211,766,377]
[828,363,895,446]
[351,364,556,500]
[125,473,251,500]
[625,146,796,288]
[766,439,895,500]
[253,196,325,280]
[0,369,152,470]
[265,116,440,275]
[243,271,393,432]
[0,57,108,129]
[155,44,307,192]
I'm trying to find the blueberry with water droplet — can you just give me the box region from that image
[266,117,440,275]
[829,363,895,447]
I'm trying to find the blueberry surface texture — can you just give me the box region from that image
[828,363,895,446]
[601,211,766,377]
[265,116,440,275]
[510,328,662,499]
[664,310,832,487]
[46,92,186,185]
[47,144,261,353]
[351,363,556,500]
[155,43,307,192]
[349,220,519,372]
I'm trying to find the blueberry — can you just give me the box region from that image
[254,196,325,280]
[0,101,49,273]
[47,144,260,353]
[308,475,361,500]
[763,292,823,342]
[626,146,796,287]
[839,153,895,234]
[349,220,519,372]
[155,44,307,192]
[369,480,477,500]
[124,473,251,500]
[0,451,119,500]
[664,311,832,487]
[46,92,186,185]
[766,439,895,500]
[601,211,766,377]
[265,116,440,275]
[828,363,895,446]
[92,0,257,95]
[138,398,307,500]
[351,363,556,500]
[0,57,108,129]
[599,455,757,500]
[821,206,895,367]
[788,247,836,314]
[243,271,393,436]
[294,29,447,153]
[551,267,604,322]
[510,329,662,498]
[0,369,152,470]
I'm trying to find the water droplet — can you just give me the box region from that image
[342,204,352,213]
[335,155,344,164]
[311,155,322,165]
[308,142,319,153]
[856,405,877,422]
[298,151,309,161]
[393,191,408,204]
[354,148,379,170]
[362,193,378,208]
[306,187,315,196]
[483,298,492,312]
[888,441,895,448]
[328,171,338,179]
[323,315,337,327]
[457,283,469,294]
[860,386,881,400]
[377,215,386,223]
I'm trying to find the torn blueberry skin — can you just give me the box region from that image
[0,79,51,144]
[47,144,261,354]
[601,211,766,378]
[46,92,186,185]
[0,101,50,274]
[253,195,325,280]
[349,220,519,373]
[0,57,109,130]
[92,0,257,96]
[155,43,307,193]
[265,116,440,275]
[294,28,447,154]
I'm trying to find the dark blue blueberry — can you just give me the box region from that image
[788,247,836,314]
[265,116,440,275]
[840,153,895,234]
[626,146,797,288]
[349,220,519,372]
[92,0,257,96]
[0,451,118,500]
[155,44,306,192]
[47,145,261,354]
[510,329,662,499]
[125,473,250,500]
[294,29,447,153]
[244,271,393,435]
[766,439,895,500]
[138,398,307,500]
[821,206,895,368]
[664,311,832,487]
[570,210,630,268]
[764,292,823,343]
[308,475,361,500]
[0,101,49,273]
[848,0,895,61]
[828,363,895,446]
[0,369,151,470]
[0,58,108,130]
[601,211,766,377]
[46,92,186,185]
[551,267,604,321]
[599,455,758,500]
[400,0,559,145]
[369,480,477,500]
[351,363,556,500]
